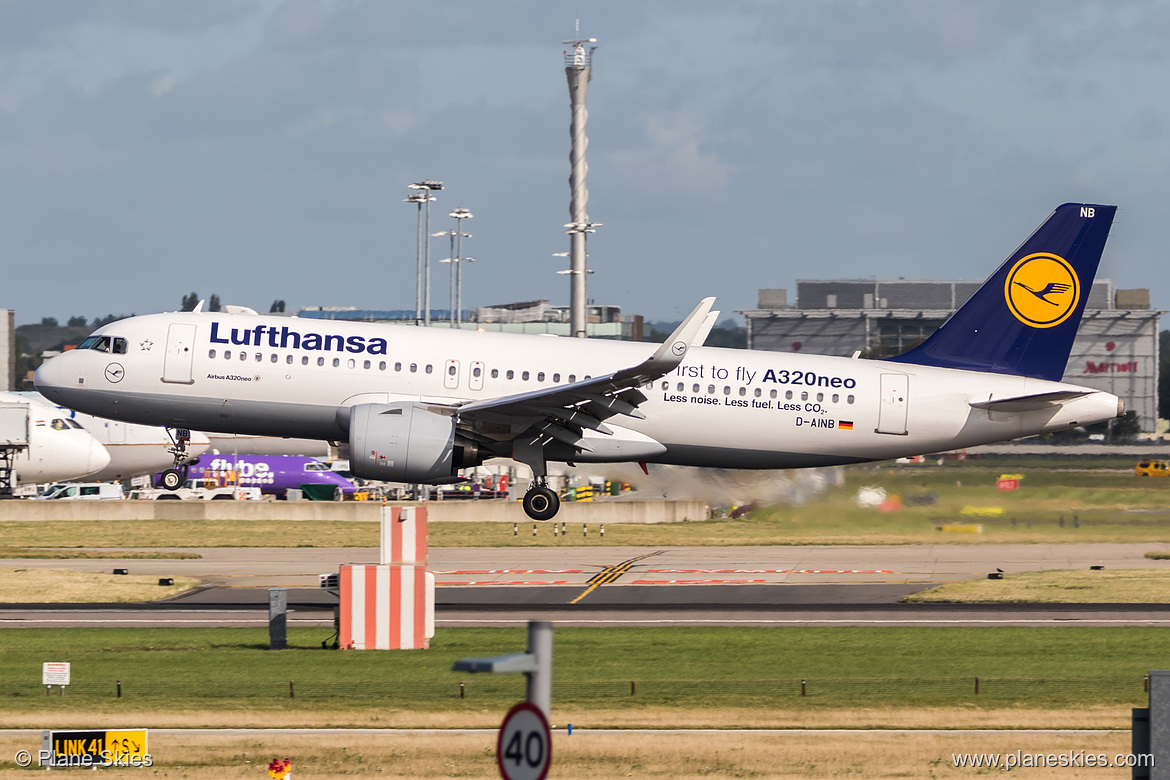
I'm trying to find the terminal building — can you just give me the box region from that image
[741,280,1160,432]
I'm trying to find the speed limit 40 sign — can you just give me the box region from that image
[496,701,551,780]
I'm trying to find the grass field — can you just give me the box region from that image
[4,464,1170,549]
[0,626,1162,726]
[904,568,1170,603]
[0,569,199,603]
[0,730,1138,778]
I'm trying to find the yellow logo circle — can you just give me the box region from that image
[1003,253,1080,329]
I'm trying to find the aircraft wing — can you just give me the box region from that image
[455,298,715,451]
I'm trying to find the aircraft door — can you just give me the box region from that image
[876,373,909,435]
[469,361,485,391]
[444,359,460,390]
[162,324,197,385]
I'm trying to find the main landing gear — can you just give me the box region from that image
[160,428,193,491]
[522,480,560,521]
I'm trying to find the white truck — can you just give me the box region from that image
[35,483,125,500]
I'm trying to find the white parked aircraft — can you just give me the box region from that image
[0,393,110,486]
[25,393,211,481]
[34,204,1123,520]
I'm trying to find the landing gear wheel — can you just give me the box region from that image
[160,469,183,491]
[523,486,560,521]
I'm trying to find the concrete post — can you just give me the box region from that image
[268,587,287,650]
[1148,670,1170,778]
[526,620,553,718]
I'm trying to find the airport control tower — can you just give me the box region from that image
[564,32,598,338]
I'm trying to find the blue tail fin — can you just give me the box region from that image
[887,203,1116,381]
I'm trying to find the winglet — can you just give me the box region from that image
[638,297,716,376]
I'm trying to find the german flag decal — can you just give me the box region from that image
[838,421,854,431]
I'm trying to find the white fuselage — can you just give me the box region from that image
[32,312,1122,470]
[0,393,110,485]
[23,393,212,481]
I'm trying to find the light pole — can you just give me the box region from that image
[408,180,443,326]
[434,229,458,325]
[449,208,473,326]
[404,192,429,324]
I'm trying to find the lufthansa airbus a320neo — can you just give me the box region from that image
[35,203,1123,520]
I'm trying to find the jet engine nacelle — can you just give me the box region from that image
[348,402,462,484]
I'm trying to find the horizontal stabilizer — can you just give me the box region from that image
[970,390,1091,412]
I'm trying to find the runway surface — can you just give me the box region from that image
[2,543,1169,627]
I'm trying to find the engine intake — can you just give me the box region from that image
[348,402,461,484]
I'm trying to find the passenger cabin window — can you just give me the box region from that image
[522,371,530,381]
[209,350,216,358]
[506,370,514,380]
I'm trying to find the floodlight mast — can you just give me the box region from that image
[408,180,443,326]
[564,31,598,338]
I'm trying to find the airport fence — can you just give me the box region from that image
[8,675,1151,706]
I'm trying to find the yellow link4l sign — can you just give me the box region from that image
[41,729,151,768]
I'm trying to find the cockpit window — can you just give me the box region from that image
[50,419,68,431]
[66,419,84,429]
[77,335,125,353]
[304,462,328,472]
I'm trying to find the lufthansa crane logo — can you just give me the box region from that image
[1003,253,1080,329]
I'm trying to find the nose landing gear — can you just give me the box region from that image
[159,428,194,491]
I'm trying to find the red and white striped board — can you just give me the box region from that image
[381,505,427,565]
[339,564,435,649]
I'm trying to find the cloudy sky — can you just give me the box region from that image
[3,0,1168,327]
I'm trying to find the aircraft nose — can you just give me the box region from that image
[86,437,112,476]
[33,356,69,400]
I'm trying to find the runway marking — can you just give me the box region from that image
[631,579,769,585]
[646,569,896,574]
[570,551,665,604]
[433,569,585,575]
[435,580,570,586]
